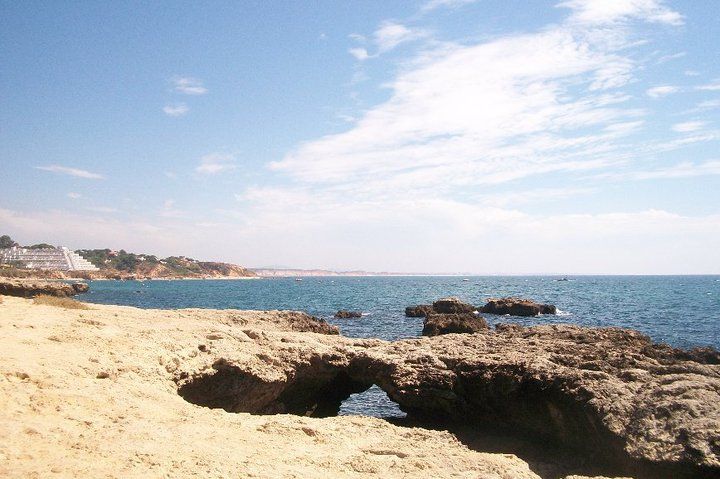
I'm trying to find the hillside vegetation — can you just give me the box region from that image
[1,235,255,279]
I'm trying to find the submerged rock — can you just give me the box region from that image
[422,312,489,336]
[0,279,89,298]
[481,297,556,316]
[334,310,362,319]
[405,305,433,317]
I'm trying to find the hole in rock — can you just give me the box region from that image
[338,384,406,419]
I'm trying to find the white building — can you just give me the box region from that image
[0,246,99,271]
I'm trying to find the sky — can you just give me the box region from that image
[1,0,719,274]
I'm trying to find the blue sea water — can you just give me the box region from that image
[79,275,720,417]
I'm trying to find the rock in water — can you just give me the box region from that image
[432,297,477,314]
[71,282,89,294]
[422,312,489,336]
[334,310,362,319]
[0,279,89,298]
[481,297,556,316]
[405,305,433,317]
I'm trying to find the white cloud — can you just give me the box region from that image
[672,120,706,133]
[163,103,189,117]
[273,18,651,188]
[646,85,679,98]
[160,199,187,219]
[656,51,685,63]
[171,76,207,95]
[348,48,370,61]
[631,160,720,179]
[684,70,700,77]
[195,153,237,175]
[85,206,118,214]
[688,99,720,113]
[35,165,104,179]
[558,0,683,26]
[373,21,427,53]
[697,81,720,91]
[420,0,478,14]
[67,192,82,199]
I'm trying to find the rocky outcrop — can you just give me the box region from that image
[0,279,89,298]
[6,293,716,478]
[364,325,720,478]
[334,310,362,319]
[405,305,433,317]
[176,322,719,478]
[432,297,477,314]
[405,298,476,317]
[422,312,489,336]
[481,297,556,316]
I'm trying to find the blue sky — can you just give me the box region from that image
[1,0,719,273]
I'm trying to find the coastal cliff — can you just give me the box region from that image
[1,296,717,478]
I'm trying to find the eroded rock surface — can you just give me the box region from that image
[405,305,432,317]
[334,310,362,319]
[422,312,489,336]
[433,297,477,314]
[481,297,557,316]
[177,322,719,478]
[0,279,89,298]
[5,294,718,479]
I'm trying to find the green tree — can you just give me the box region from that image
[0,235,18,248]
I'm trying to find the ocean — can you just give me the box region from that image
[79,275,720,417]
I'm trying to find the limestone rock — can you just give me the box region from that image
[432,297,477,314]
[0,279,89,298]
[334,310,362,319]
[405,305,432,317]
[481,297,556,316]
[422,312,489,336]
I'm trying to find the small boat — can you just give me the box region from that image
[295,278,303,282]
[556,277,569,282]
[462,278,470,282]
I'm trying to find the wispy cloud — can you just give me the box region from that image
[275,4,672,188]
[672,120,706,133]
[656,51,686,63]
[163,103,189,117]
[348,47,370,61]
[558,0,683,25]
[35,165,104,179]
[374,21,427,53]
[349,21,427,60]
[159,199,187,218]
[603,160,720,181]
[420,0,478,14]
[195,153,237,175]
[696,81,720,91]
[171,76,207,95]
[646,85,679,98]
[67,192,82,199]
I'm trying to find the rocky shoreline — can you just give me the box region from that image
[1,295,717,478]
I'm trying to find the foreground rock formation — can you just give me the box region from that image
[422,312,489,336]
[2,295,718,478]
[481,297,557,316]
[0,296,541,478]
[0,279,88,298]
